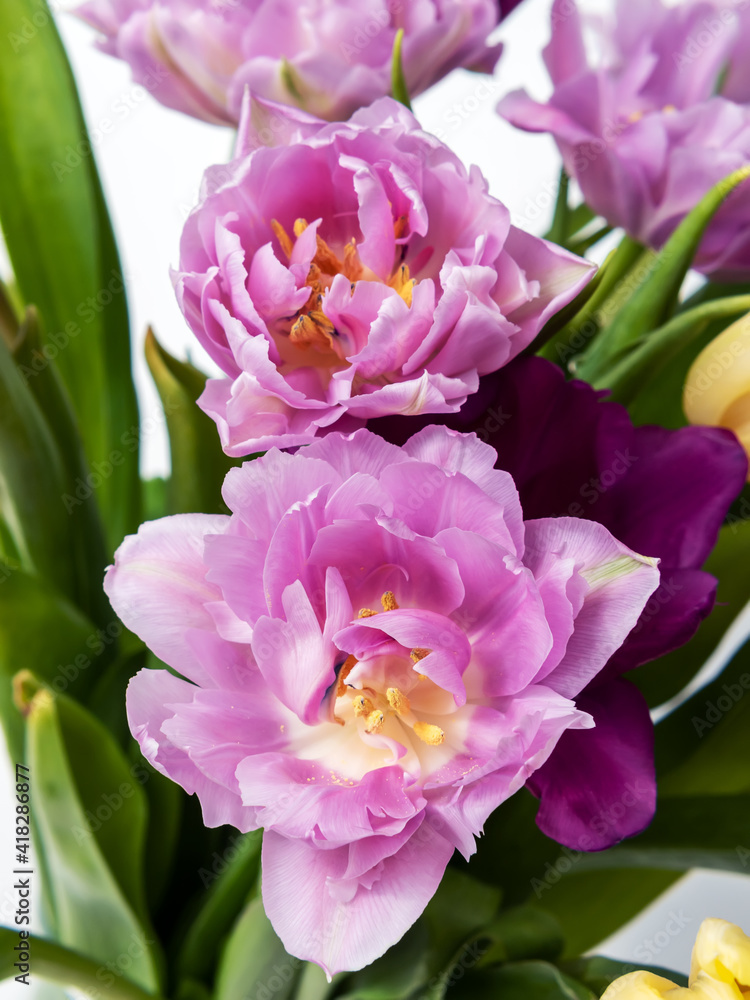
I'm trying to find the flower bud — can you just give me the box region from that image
[683,313,750,476]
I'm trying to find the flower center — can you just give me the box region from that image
[334,591,446,748]
[270,217,415,368]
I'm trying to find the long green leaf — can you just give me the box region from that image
[0,336,77,594]
[573,794,750,874]
[0,566,95,760]
[0,927,163,1000]
[214,897,301,1000]
[594,295,750,404]
[0,0,140,551]
[575,167,750,382]
[21,682,161,992]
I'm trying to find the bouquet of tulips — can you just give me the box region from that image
[2,0,750,998]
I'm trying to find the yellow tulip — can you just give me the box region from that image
[683,314,750,476]
[601,920,750,1000]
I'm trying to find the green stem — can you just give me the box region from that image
[391,29,412,110]
[537,236,644,366]
[544,169,569,246]
[0,928,163,1000]
[594,294,750,403]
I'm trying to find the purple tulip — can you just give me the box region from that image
[497,0,750,278]
[371,357,748,849]
[174,94,594,455]
[76,0,504,125]
[106,425,659,973]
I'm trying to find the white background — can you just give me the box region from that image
[0,0,749,993]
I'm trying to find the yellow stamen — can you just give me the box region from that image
[289,311,336,350]
[663,103,676,113]
[365,709,385,734]
[293,218,309,237]
[386,687,410,715]
[353,694,373,717]
[413,721,445,746]
[336,655,357,698]
[410,648,430,663]
[388,264,414,308]
[358,608,376,618]
[627,110,643,124]
[381,591,398,612]
[271,219,293,259]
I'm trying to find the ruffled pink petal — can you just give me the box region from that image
[523,518,660,699]
[104,514,228,687]
[261,821,454,977]
[126,668,258,829]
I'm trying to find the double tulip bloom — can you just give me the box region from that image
[76,0,505,124]
[175,95,594,455]
[499,0,750,277]
[107,426,661,974]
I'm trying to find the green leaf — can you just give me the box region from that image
[655,632,750,790]
[176,830,262,984]
[575,167,750,383]
[20,681,161,992]
[630,518,750,710]
[390,29,412,109]
[544,170,570,246]
[295,963,341,1000]
[140,762,183,913]
[338,924,430,1000]
[537,236,644,366]
[0,565,95,760]
[422,868,501,974]
[573,794,750,874]
[563,956,688,995]
[215,897,301,1000]
[0,0,140,551]
[529,871,680,959]
[593,295,750,405]
[477,907,564,967]
[0,335,78,596]
[0,927,163,1000]
[12,306,110,625]
[442,961,594,1000]
[144,329,237,515]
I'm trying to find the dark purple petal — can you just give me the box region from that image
[527,678,656,850]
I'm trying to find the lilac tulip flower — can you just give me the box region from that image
[174,94,594,455]
[106,426,659,973]
[76,0,505,125]
[497,0,750,278]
